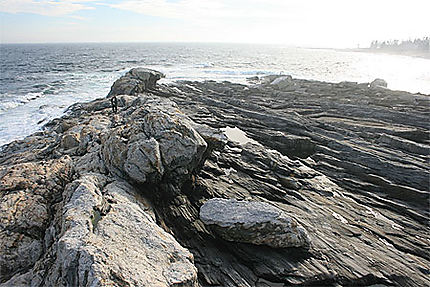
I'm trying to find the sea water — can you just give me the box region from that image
[1,42,429,146]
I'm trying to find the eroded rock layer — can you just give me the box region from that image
[1,69,429,287]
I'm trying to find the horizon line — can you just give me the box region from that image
[0,40,353,49]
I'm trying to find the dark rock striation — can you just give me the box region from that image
[1,69,429,287]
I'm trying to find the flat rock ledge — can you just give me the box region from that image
[200,198,310,248]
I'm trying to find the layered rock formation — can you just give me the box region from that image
[1,69,429,287]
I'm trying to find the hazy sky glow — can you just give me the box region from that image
[0,0,429,47]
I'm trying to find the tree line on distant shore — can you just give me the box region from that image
[370,37,429,52]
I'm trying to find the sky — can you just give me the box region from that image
[0,0,429,48]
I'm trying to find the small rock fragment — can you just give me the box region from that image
[61,132,80,150]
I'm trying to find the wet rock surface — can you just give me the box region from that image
[1,70,429,286]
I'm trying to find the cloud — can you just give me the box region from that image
[68,14,87,20]
[1,0,428,46]
[108,0,430,23]
[105,0,430,46]
[105,0,286,20]
[108,0,299,20]
[0,0,96,16]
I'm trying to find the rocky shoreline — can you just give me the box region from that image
[341,48,430,60]
[1,68,429,286]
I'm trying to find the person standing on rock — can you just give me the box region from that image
[111,95,118,113]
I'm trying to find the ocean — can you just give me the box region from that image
[1,42,429,146]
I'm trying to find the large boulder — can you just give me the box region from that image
[270,75,296,90]
[102,96,207,185]
[199,198,310,248]
[260,75,296,91]
[107,68,164,97]
[370,78,388,88]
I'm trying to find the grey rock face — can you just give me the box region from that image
[124,136,164,183]
[200,198,310,248]
[61,131,80,149]
[159,78,429,286]
[108,68,164,97]
[0,156,73,283]
[247,129,315,158]
[44,177,198,287]
[370,78,388,88]
[102,96,207,184]
[1,147,198,287]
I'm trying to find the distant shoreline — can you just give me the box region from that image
[341,48,430,60]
